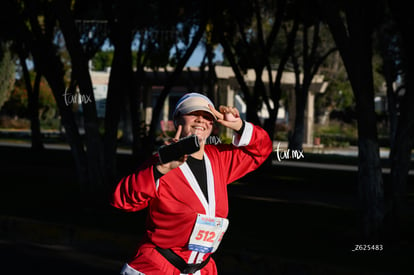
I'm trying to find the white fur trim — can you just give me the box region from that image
[120,263,145,275]
[232,121,253,146]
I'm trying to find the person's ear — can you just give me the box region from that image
[212,122,219,136]
[174,116,183,128]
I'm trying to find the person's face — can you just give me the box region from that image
[177,111,214,143]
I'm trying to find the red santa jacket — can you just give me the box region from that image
[111,122,272,264]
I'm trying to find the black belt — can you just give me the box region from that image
[155,247,211,274]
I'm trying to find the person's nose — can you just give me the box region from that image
[194,115,205,122]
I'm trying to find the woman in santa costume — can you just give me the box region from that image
[112,92,273,274]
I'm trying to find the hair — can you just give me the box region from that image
[173,112,182,128]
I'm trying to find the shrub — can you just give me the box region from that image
[315,121,357,147]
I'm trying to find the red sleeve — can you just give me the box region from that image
[111,155,159,212]
[210,122,273,184]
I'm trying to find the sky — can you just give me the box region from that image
[185,44,224,67]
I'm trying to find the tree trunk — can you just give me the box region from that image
[206,43,217,104]
[387,129,411,241]
[357,138,384,241]
[129,77,142,165]
[26,5,89,189]
[132,65,147,165]
[218,32,260,125]
[31,41,89,195]
[120,97,133,145]
[288,91,306,151]
[269,19,299,141]
[319,0,385,241]
[288,48,307,152]
[30,72,44,150]
[353,44,384,242]
[387,0,414,244]
[56,1,105,199]
[19,51,44,151]
[103,7,134,187]
[11,0,89,197]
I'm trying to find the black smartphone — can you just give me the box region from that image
[158,135,200,164]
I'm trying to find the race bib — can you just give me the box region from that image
[188,214,229,253]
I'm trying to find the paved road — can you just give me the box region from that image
[1,140,412,275]
[0,239,123,274]
[273,159,414,175]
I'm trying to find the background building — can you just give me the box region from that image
[89,65,328,144]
